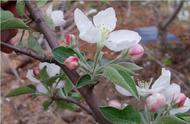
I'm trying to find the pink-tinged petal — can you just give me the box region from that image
[170,98,190,115]
[128,44,144,60]
[174,93,187,107]
[64,56,79,70]
[105,30,141,52]
[108,100,121,109]
[26,70,40,84]
[93,7,117,32]
[115,85,132,96]
[152,68,171,91]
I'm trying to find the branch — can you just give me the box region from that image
[161,0,184,29]
[52,96,92,115]
[0,42,53,63]
[24,1,110,124]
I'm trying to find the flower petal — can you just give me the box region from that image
[115,85,132,96]
[37,84,48,94]
[105,30,141,51]
[162,83,181,103]
[170,98,190,115]
[26,70,40,84]
[74,8,101,43]
[46,4,53,17]
[50,11,65,27]
[54,81,65,89]
[152,68,171,90]
[93,7,117,32]
[39,62,60,77]
[137,86,152,97]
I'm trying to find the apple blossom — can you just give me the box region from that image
[174,93,187,107]
[108,100,121,109]
[26,62,64,93]
[65,34,75,45]
[46,4,65,27]
[146,93,166,112]
[128,44,144,60]
[64,56,79,70]
[74,7,141,52]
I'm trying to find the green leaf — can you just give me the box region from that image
[42,100,53,110]
[0,10,28,30]
[56,100,78,111]
[7,85,36,97]
[16,0,25,17]
[36,0,48,7]
[119,62,142,71]
[104,66,138,98]
[156,116,188,124]
[28,34,43,53]
[45,75,60,86]
[111,64,135,75]
[52,46,79,64]
[176,113,190,122]
[100,105,141,124]
[76,74,95,88]
[44,15,54,30]
[64,77,74,96]
[38,66,49,85]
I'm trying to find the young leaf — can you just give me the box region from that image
[42,100,53,110]
[7,85,36,97]
[28,34,43,53]
[36,0,48,7]
[104,66,138,98]
[100,105,141,124]
[44,15,54,30]
[45,75,60,86]
[110,64,135,75]
[38,66,49,85]
[64,77,74,96]
[156,116,188,124]
[0,10,28,30]
[176,113,190,123]
[56,100,78,111]
[120,62,142,71]
[76,74,95,88]
[16,0,25,17]
[52,46,79,64]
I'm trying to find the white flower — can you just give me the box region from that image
[74,8,141,51]
[26,62,64,93]
[46,4,65,27]
[116,68,171,97]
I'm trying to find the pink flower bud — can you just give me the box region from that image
[65,34,75,45]
[128,44,144,60]
[146,93,166,112]
[174,93,187,107]
[32,66,40,76]
[64,56,79,70]
[108,100,121,109]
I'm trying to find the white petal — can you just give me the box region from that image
[74,8,101,43]
[137,86,152,97]
[170,98,190,115]
[105,30,141,51]
[54,81,65,89]
[93,7,117,32]
[50,11,65,27]
[46,4,53,17]
[37,84,48,94]
[152,68,171,90]
[162,83,181,103]
[115,85,132,96]
[39,62,60,77]
[26,70,40,84]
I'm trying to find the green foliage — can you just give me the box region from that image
[7,85,36,97]
[0,10,28,30]
[176,113,190,123]
[42,100,53,110]
[28,34,44,53]
[156,116,188,124]
[100,105,141,124]
[44,15,54,29]
[52,46,79,64]
[56,100,78,111]
[76,74,95,88]
[36,0,48,7]
[16,0,25,17]
[119,62,142,71]
[63,77,74,96]
[103,65,138,98]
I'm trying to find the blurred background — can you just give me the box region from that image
[1,0,190,124]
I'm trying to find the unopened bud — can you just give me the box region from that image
[64,56,79,70]
[146,93,166,112]
[174,93,187,107]
[65,34,75,45]
[128,44,144,60]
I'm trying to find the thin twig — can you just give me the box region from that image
[52,96,92,115]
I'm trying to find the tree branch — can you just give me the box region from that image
[52,95,92,115]
[24,1,110,124]
[161,0,184,29]
[0,42,53,63]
